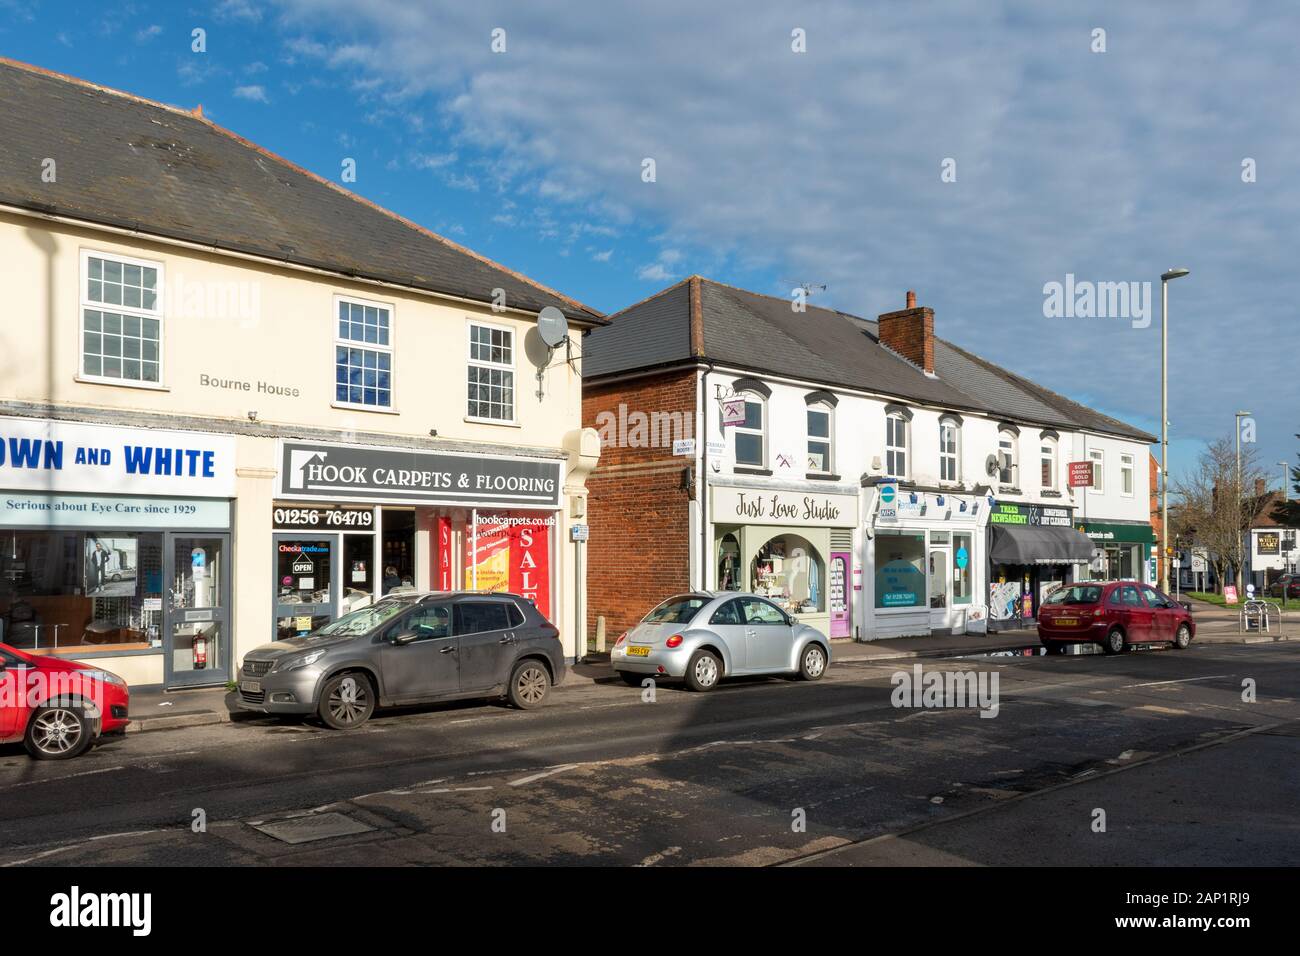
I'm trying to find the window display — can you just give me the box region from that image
[874,531,925,608]
[0,530,163,652]
[750,534,824,615]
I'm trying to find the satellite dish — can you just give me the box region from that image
[538,306,569,349]
[985,454,1000,478]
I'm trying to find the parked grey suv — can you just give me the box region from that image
[236,592,565,729]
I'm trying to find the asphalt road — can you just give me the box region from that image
[0,641,1296,866]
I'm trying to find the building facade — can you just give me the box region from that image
[0,60,602,688]
[582,277,1156,642]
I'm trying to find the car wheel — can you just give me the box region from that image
[1173,624,1192,649]
[507,659,550,709]
[317,672,375,729]
[684,650,721,692]
[1101,628,1126,655]
[24,706,93,760]
[798,643,827,681]
[618,671,647,687]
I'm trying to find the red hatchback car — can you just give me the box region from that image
[1038,581,1194,655]
[0,642,130,759]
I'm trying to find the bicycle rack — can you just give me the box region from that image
[1239,599,1283,635]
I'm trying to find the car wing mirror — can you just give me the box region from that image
[392,630,420,645]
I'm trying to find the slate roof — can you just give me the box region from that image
[0,58,602,324]
[585,276,1155,443]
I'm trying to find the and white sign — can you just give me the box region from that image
[878,482,898,523]
[711,486,858,528]
[0,416,236,497]
[721,398,747,427]
[0,492,231,529]
[570,524,590,541]
[672,438,696,456]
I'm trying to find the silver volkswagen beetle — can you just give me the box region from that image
[610,592,831,691]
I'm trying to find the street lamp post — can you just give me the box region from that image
[1235,409,1251,594]
[1159,268,1189,593]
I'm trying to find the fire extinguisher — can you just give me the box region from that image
[192,631,208,670]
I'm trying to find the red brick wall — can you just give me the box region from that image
[583,369,697,640]
[878,307,935,373]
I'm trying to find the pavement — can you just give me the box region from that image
[124,617,1292,734]
[4,639,1296,866]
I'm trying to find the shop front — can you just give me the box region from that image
[986,501,1092,627]
[710,484,858,638]
[1077,520,1156,585]
[867,484,989,639]
[0,416,236,688]
[273,439,563,638]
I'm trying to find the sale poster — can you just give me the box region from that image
[465,516,551,618]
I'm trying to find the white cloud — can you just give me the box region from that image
[215,0,263,23]
[233,84,270,103]
[637,262,674,282]
[135,24,162,43]
[592,248,614,263]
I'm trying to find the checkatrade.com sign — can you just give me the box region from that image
[0,416,236,497]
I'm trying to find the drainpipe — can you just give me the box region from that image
[700,361,714,591]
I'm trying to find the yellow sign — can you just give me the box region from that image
[294,615,312,632]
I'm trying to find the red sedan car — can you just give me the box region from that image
[1038,581,1194,655]
[0,642,130,759]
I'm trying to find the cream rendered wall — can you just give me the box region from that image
[1,210,594,673]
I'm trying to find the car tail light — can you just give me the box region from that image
[666,634,684,648]
[614,631,627,647]
[1093,608,1105,617]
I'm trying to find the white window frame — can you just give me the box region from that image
[1041,438,1058,490]
[806,404,834,475]
[1089,448,1105,494]
[1120,452,1135,497]
[939,417,961,483]
[734,391,767,468]
[885,412,909,479]
[78,248,166,390]
[465,319,516,424]
[333,293,397,413]
[998,429,1018,486]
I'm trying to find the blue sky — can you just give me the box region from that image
[2,0,1296,487]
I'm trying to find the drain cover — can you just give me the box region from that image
[253,812,376,845]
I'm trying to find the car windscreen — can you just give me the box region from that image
[1043,585,1102,606]
[312,600,412,637]
[643,595,709,624]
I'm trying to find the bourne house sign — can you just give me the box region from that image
[277,440,563,509]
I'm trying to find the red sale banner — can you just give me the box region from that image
[465,516,551,618]
[437,515,452,591]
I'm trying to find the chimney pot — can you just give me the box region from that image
[906,289,916,309]
[877,290,935,375]
[1256,478,1266,497]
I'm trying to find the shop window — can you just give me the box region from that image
[1120,453,1135,496]
[874,531,925,609]
[0,530,164,653]
[807,406,833,474]
[1089,448,1105,493]
[467,321,515,422]
[1041,438,1057,489]
[734,394,766,467]
[952,532,973,605]
[81,251,162,386]
[751,534,824,614]
[939,418,960,482]
[335,296,394,409]
[885,413,908,478]
[998,429,1018,485]
[717,533,741,590]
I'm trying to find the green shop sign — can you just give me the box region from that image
[1076,521,1155,544]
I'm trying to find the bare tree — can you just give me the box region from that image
[1171,436,1266,593]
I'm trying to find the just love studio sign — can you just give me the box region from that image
[277,440,563,509]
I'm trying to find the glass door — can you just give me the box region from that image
[164,534,231,688]
[273,534,339,639]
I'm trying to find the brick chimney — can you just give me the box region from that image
[877,290,935,374]
[1256,478,1267,497]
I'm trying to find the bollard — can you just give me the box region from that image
[596,615,606,653]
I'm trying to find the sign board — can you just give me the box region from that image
[878,482,897,523]
[291,556,314,575]
[712,486,858,528]
[1224,585,1238,605]
[672,438,696,457]
[989,502,1074,527]
[1191,551,1208,573]
[706,440,727,458]
[0,492,230,529]
[272,504,375,530]
[721,398,746,427]
[569,524,589,542]
[1257,532,1280,555]
[1068,461,1094,488]
[278,440,563,509]
[0,416,236,497]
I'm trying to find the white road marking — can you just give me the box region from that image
[3,828,164,866]
[0,765,124,792]
[509,764,579,787]
[1121,675,1230,688]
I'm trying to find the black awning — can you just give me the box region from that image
[990,524,1095,565]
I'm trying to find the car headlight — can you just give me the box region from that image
[275,649,326,673]
[80,669,126,687]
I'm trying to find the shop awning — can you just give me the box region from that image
[990,524,1095,565]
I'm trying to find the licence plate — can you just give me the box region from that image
[240,679,262,693]
[627,646,651,657]
[1055,618,1078,627]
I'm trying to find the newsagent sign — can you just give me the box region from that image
[277,440,563,509]
[988,502,1074,527]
